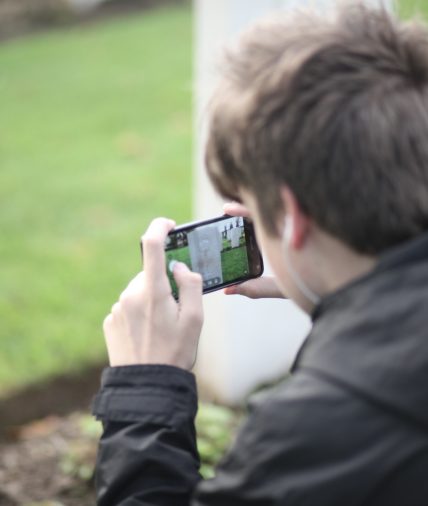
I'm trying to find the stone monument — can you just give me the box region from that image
[187,225,223,289]
[230,227,242,249]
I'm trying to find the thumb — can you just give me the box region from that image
[173,262,203,322]
[224,277,285,299]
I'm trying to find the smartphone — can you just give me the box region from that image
[143,215,264,299]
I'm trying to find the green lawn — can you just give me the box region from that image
[0,5,192,394]
[221,246,249,284]
[165,243,249,298]
[1,1,426,395]
[399,0,428,19]
[165,245,192,297]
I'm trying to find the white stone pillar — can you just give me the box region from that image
[194,0,392,405]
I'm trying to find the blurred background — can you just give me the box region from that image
[0,0,426,504]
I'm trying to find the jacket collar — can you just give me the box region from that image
[312,230,428,322]
[295,231,428,430]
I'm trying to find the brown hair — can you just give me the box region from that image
[205,2,428,254]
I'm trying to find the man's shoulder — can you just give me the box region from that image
[247,369,360,435]
[197,369,422,506]
[245,368,408,453]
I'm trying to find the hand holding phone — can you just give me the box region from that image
[223,276,284,299]
[222,202,286,299]
[103,218,204,371]
[152,214,264,299]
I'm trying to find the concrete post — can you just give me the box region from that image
[194,0,392,405]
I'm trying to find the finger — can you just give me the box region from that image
[224,285,239,295]
[121,272,146,304]
[111,302,121,316]
[173,262,203,325]
[224,277,285,299]
[103,313,114,335]
[125,271,145,292]
[141,218,175,288]
[110,302,128,331]
[223,202,251,218]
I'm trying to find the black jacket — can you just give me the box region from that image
[93,233,428,505]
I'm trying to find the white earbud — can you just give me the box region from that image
[284,216,293,246]
[282,215,321,307]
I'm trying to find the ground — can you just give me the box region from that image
[0,413,97,506]
[1,0,427,503]
[0,404,240,505]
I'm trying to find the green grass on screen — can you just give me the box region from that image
[221,247,249,284]
[164,239,249,297]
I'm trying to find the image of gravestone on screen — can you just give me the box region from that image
[165,217,249,297]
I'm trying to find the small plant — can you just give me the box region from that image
[196,403,242,479]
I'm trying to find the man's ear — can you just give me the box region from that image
[280,186,310,249]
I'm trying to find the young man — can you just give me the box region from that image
[92,3,428,505]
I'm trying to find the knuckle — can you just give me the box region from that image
[187,272,203,288]
[111,302,121,315]
[142,234,162,249]
[103,314,113,332]
[119,291,134,307]
[152,217,169,227]
[135,271,145,283]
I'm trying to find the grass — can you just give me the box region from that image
[165,245,192,296]
[165,243,249,297]
[398,0,428,19]
[222,246,249,283]
[1,0,426,396]
[0,5,192,394]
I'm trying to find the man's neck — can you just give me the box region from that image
[310,229,377,296]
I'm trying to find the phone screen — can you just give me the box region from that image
[163,215,262,298]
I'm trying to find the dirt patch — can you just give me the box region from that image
[0,369,240,504]
[0,412,99,505]
[0,366,103,503]
[0,363,105,441]
[0,366,104,504]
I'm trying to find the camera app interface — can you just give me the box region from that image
[165,217,249,297]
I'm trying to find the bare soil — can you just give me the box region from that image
[0,363,105,505]
[0,412,98,505]
[0,364,105,439]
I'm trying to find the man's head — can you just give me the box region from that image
[206,3,428,255]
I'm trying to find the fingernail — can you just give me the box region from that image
[174,261,188,273]
[170,261,188,274]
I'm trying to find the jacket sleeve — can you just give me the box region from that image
[93,364,402,506]
[92,365,202,506]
